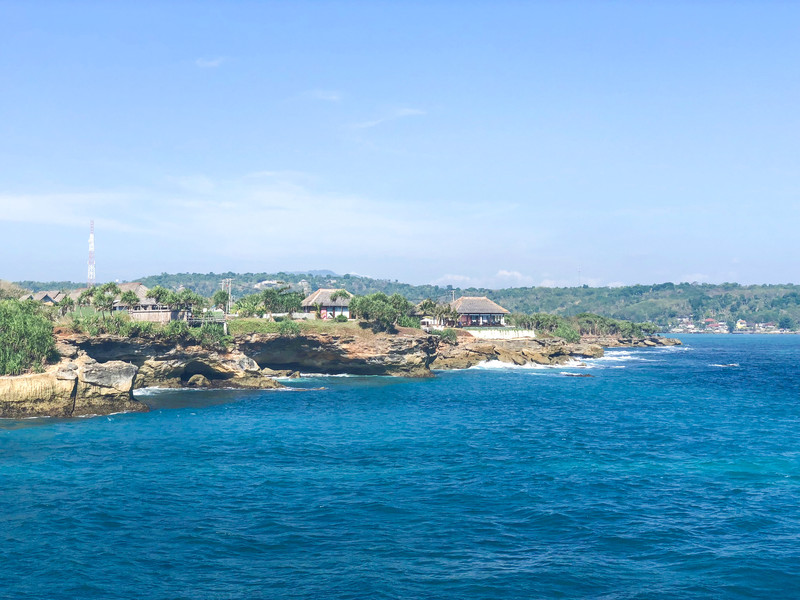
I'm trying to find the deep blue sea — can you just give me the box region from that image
[2,335,800,599]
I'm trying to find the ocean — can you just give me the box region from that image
[1,335,799,599]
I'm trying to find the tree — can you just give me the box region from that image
[235,294,261,317]
[349,292,414,332]
[279,291,303,317]
[58,295,75,316]
[330,289,351,302]
[147,285,172,307]
[260,288,284,320]
[92,282,121,322]
[77,287,95,308]
[212,289,230,312]
[119,290,140,312]
[418,298,438,316]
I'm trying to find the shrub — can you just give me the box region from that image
[431,328,457,344]
[163,320,190,338]
[553,322,580,343]
[397,315,421,328]
[0,300,56,375]
[334,314,348,323]
[278,320,301,336]
[228,319,281,335]
[189,322,229,348]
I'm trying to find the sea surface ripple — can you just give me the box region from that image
[2,335,800,599]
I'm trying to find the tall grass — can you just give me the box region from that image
[0,300,56,375]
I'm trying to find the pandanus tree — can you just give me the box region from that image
[57,294,75,317]
[146,285,172,307]
[119,290,140,312]
[93,282,121,322]
[77,287,95,309]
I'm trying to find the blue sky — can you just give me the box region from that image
[1,1,798,287]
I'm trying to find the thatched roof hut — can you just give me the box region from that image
[301,288,352,308]
[450,296,509,315]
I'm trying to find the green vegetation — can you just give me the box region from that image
[66,312,229,348]
[228,317,360,337]
[91,272,800,329]
[0,280,25,300]
[431,328,458,344]
[507,312,658,342]
[0,300,56,375]
[234,287,304,318]
[349,292,415,332]
[278,320,301,336]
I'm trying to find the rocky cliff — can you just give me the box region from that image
[0,355,146,419]
[237,330,439,377]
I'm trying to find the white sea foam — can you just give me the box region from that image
[468,358,586,371]
[133,387,203,396]
[298,372,356,378]
[710,363,740,368]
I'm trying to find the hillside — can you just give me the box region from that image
[14,272,800,328]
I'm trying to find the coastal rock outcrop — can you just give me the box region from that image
[237,329,439,377]
[581,335,682,348]
[0,356,146,419]
[432,337,604,370]
[63,334,286,389]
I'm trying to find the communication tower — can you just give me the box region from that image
[88,220,96,288]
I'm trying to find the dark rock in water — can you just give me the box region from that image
[187,374,211,387]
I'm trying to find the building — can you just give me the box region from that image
[301,288,351,319]
[18,290,67,305]
[450,296,509,327]
[111,282,186,323]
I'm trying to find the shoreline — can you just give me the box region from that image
[0,329,680,419]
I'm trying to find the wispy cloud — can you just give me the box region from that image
[352,108,426,129]
[195,57,225,68]
[495,270,535,287]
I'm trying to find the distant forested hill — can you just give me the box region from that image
[15,272,800,328]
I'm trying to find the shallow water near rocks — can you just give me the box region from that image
[2,335,800,599]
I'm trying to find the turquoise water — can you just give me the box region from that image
[2,335,800,599]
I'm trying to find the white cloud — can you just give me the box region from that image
[431,273,478,287]
[494,270,534,287]
[195,57,225,68]
[352,108,426,129]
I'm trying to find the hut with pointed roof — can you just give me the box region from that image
[450,296,509,327]
[301,288,351,320]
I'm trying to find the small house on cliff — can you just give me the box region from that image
[301,288,351,319]
[111,282,186,323]
[450,296,509,327]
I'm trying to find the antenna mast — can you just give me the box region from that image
[88,220,96,288]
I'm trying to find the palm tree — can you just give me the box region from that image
[77,287,95,310]
[93,283,121,323]
[58,295,75,317]
[120,290,140,313]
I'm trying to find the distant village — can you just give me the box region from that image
[669,316,792,335]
